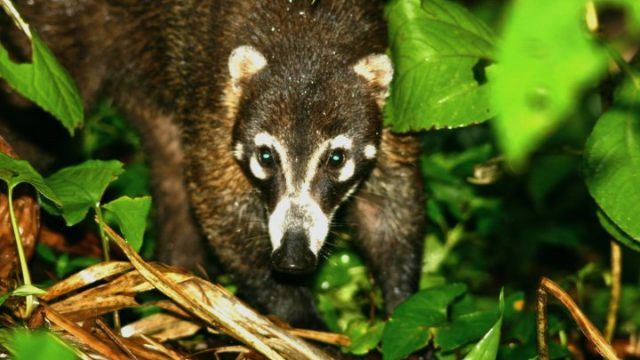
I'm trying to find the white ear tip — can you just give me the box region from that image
[353,53,394,88]
[229,45,268,81]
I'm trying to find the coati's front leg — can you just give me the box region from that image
[349,130,425,315]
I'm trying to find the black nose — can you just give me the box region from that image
[271,231,317,274]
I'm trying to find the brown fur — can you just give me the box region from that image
[1,0,425,326]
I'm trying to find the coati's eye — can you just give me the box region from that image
[327,149,346,168]
[258,147,275,167]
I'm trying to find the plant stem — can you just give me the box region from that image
[604,241,621,343]
[8,185,34,318]
[94,205,110,261]
[605,44,640,89]
[536,280,549,360]
[0,0,32,39]
[94,205,121,330]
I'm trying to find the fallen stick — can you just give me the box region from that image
[536,277,619,360]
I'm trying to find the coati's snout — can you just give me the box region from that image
[271,230,317,274]
[228,45,394,273]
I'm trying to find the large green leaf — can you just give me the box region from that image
[385,0,496,131]
[585,78,640,248]
[10,330,76,360]
[45,160,124,226]
[491,0,607,166]
[435,309,500,351]
[0,153,60,204]
[382,283,467,360]
[103,196,151,252]
[463,291,504,360]
[0,33,83,134]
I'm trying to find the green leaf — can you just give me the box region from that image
[491,0,607,166]
[45,160,124,226]
[35,244,58,263]
[597,210,640,252]
[385,0,496,131]
[12,284,46,297]
[435,309,500,351]
[0,33,83,134]
[103,196,152,252]
[584,79,640,248]
[11,330,76,360]
[0,292,10,308]
[344,320,385,355]
[463,290,504,360]
[0,154,60,204]
[382,283,467,360]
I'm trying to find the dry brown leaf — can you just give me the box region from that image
[104,224,332,360]
[43,261,133,301]
[51,294,139,321]
[120,313,201,342]
[43,303,130,360]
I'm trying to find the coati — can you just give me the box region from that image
[2,0,425,325]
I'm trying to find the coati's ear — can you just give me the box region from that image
[353,54,394,108]
[229,45,268,91]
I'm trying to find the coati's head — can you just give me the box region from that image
[229,45,393,274]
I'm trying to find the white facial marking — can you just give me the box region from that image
[254,132,275,147]
[340,183,360,206]
[268,192,329,255]
[267,134,362,255]
[364,144,377,159]
[249,156,267,180]
[330,135,353,150]
[268,197,291,250]
[253,132,293,188]
[338,159,355,182]
[268,135,349,255]
[305,195,330,254]
[233,143,244,160]
[302,139,332,192]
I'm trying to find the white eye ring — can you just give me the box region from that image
[250,155,268,180]
[337,160,356,182]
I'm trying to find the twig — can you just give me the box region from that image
[0,0,31,39]
[288,328,351,347]
[605,241,622,342]
[536,277,619,360]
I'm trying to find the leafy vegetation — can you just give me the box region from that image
[0,5,83,134]
[0,0,639,358]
